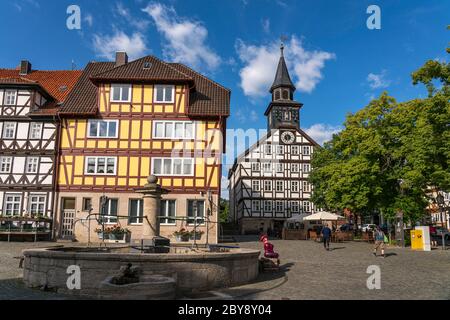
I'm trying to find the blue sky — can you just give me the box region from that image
[0,0,448,194]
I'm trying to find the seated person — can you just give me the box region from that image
[259,234,279,259]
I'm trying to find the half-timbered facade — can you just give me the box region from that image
[55,52,229,243]
[228,46,319,235]
[0,61,81,221]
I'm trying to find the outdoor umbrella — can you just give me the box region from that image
[303,211,346,233]
[303,211,345,221]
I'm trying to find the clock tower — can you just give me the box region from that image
[265,44,303,133]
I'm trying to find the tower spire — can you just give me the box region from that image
[270,39,295,94]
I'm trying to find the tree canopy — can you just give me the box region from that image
[310,48,449,224]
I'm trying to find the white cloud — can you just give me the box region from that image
[367,70,390,89]
[142,3,221,71]
[92,30,148,61]
[115,2,150,30]
[304,123,342,146]
[84,13,93,27]
[250,110,258,122]
[236,36,335,98]
[235,107,259,123]
[262,18,270,34]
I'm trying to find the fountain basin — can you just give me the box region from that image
[22,246,260,297]
[98,275,176,300]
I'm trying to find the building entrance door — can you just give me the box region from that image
[273,220,284,238]
[60,198,76,239]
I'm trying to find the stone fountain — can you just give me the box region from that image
[22,176,260,299]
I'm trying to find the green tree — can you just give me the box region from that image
[219,198,230,223]
[310,47,449,225]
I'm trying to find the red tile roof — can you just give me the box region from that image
[0,69,82,102]
[90,56,193,83]
[61,56,230,117]
[170,63,230,116]
[59,62,116,115]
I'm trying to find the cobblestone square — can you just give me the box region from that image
[0,239,449,300]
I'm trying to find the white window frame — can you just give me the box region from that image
[303,146,310,155]
[252,180,260,192]
[265,144,272,155]
[187,200,205,226]
[154,85,175,103]
[160,199,177,225]
[152,157,194,176]
[3,193,22,216]
[291,163,299,172]
[276,145,284,155]
[263,200,272,211]
[129,199,143,225]
[102,198,118,224]
[110,84,132,103]
[28,194,46,216]
[303,181,311,192]
[291,201,299,213]
[4,90,17,105]
[26,157,39,174]
[276,181,284,192]
[292,146,299,155]
[303,164,311,173]
[29,122,43,139]
[252,200,260,211]
[276,201,284,212]
[0,156,12,173]
[264,180,272,192]
[292,181,299,192]
[251,162,260,171]
[87,120,119,138]
[303,201,311,213]
[152,120,195,140]
[263,163,272,173]
[2,122,16,139]
[276,163,284,173]
[85,157,117,175]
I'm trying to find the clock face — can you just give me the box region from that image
[281,131,295,144]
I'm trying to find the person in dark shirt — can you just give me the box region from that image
[321,225,332,250]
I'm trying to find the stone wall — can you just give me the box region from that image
[22,247,260,297]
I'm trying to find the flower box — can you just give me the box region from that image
[189,232,203,240]
[175,234,190,242]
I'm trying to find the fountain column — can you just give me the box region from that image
[136,175,167,239]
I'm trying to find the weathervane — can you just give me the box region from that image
[280,35,288,56]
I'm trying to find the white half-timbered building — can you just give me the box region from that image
[228,46,319,235]
[0,60,80,220]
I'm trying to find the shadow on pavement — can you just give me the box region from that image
[384,253,397,257]
[328,247,346,251]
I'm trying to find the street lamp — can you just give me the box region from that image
[435,193,446,250]
[396,179,405,247]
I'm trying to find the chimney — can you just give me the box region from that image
[115,52,128,67]
[19,60,32,75]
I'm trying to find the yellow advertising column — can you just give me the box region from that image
[411,226,431,251]
[411,229,424,250]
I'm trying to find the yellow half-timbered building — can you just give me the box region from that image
[55,52,229,244]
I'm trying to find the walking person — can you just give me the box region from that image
[373,226,386,258]
[321,225,332,251]
[429,225,438,247]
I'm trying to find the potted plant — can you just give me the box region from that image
[173,228,190,242]
[189,230,204,240]
[108,225,130,240]
[95,227,108,240]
